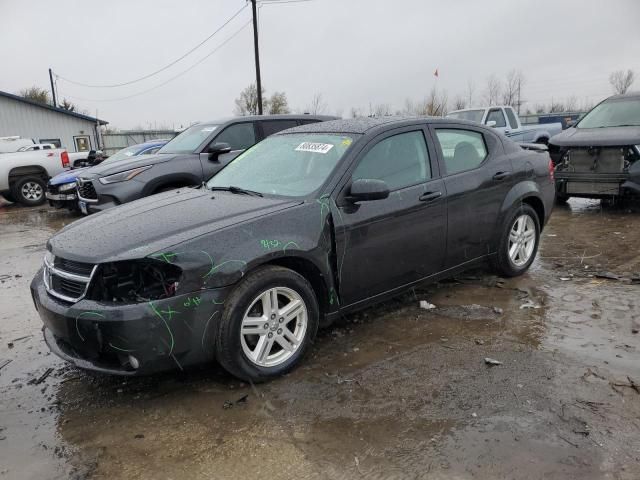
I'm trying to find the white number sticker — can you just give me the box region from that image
[295,142,334,154]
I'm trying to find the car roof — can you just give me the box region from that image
[197,114,339,125]
[605,91,640,101]
[277,116,480,135]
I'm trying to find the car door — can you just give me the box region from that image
[431,125,513,269]
[335,126,447,306]
[199,121,258,179]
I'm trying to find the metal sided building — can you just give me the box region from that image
[0,90,108,153]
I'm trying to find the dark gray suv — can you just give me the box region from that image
[76,114,336,214]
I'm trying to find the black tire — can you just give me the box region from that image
[12,176,47,206]
[492,204,541,277]
[536,137,549,145]
[215,265,319,382]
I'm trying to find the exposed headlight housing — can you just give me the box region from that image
[99,166,152,185]
[58,181,77,192]
[635,145,640,156]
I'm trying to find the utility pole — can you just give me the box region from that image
[250,0,263,114]
[48,68,57,108]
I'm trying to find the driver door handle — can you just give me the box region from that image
[419,191,442,202]
[493,171,511,181]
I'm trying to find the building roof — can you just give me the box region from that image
[0,90,108,125]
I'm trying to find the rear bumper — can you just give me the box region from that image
[31,271,231,375]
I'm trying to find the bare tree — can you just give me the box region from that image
[466,79,475,107]
[373,103,392,117]
[59,98,76,112]
[349,106,363,118]
[548,99,566,113]
[234,83,267,116]
[484,75,502,105]
[609,69,635,95]
[452,95,466,110]
[19,86,51,105]
[266,92,290,114]
[564,95,578,112]
[307,93,328,115]
[502,70,524,110]
[424,87,448,116]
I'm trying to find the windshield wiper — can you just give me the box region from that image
[209,185,263,197]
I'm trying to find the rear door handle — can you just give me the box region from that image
[492,171,511,181]
[419,191,442,202]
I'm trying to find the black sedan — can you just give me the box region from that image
[31,117,555,382]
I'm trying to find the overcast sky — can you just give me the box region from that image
[1,0,639,129]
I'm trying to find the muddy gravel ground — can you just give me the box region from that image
[1,198,639,480]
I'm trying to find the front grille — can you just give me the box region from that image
[54,257,94,276]
[44,255,96,303]
[77,180,98,200]
[47,184,60,194]
[564,148,625,173]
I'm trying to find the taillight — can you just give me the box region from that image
[61,151,69,168]
[548,155,555,182]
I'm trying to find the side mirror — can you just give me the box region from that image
[486,120,497,128]
[347,179,390,203]
[207,142,232,160]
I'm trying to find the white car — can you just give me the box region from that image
[447,106,562,144]
[0,148,70,205]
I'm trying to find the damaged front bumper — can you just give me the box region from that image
[31,272,231,375]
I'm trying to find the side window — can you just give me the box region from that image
[352,130,431,191]
[145,147,161,154]
[486,109,506,128]
[435,129,488,175]
[261,120,298,137]
[214,123,256,150]
[505,108,519,129]
[40,138,61,148]
[299,119,321,125]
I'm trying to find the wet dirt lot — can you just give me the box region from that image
[1,198,639,480]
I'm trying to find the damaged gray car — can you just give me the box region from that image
[31,117,554,382]
[549,92,640,202]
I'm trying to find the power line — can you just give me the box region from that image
[58,20,252,103]
[56,4,248,88]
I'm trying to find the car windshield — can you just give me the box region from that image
[207,133,355,197]
[102,145,146,164]
[158,124,218,154]
[577,97,640,128]
[446,109,485,123]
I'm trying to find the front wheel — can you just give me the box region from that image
[12,176,47,206]
[492,204,540,277]
[215,265,319,382]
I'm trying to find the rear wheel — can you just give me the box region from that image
[492,204,540,277]
[12,176,46,206]
[215,265,319,382]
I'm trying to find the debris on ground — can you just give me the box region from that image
[520,301,541,310]
[419,300,436,310]
[30,368,54,385]
[594,271,621,281]
[223,394,249,409]
[632,327,639,334]
[484,358,503,366]
[0,359,12,372]
[492,307,504,314]
[475,339,485,345]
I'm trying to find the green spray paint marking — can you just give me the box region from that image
[328,287,339,306]
[108,342,136,353]
[203,260,247,279]
[183,296,202,308]
[317,196,331,228]
[212,299,225,305]
[261,239,282,250]
[151,252,180,263]
[282,241,300,253]
[201,310,220,350]
[149,301,175,355]
[75,311,105,342]
[160,306,180,320]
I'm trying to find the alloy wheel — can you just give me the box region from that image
[240,287,308,367]
[508,214,536,267]
[21,181,43,201]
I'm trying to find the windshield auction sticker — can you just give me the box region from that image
[295,142,334,154]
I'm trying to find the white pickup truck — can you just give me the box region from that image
[0,149,70,206]
[446,105,562,144]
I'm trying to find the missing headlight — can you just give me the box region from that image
[87,259,182,303]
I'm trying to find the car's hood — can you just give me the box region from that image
[50,168,87,185]
[550,126,640,147]
[48,188,302,263]
[79,153,182,178]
